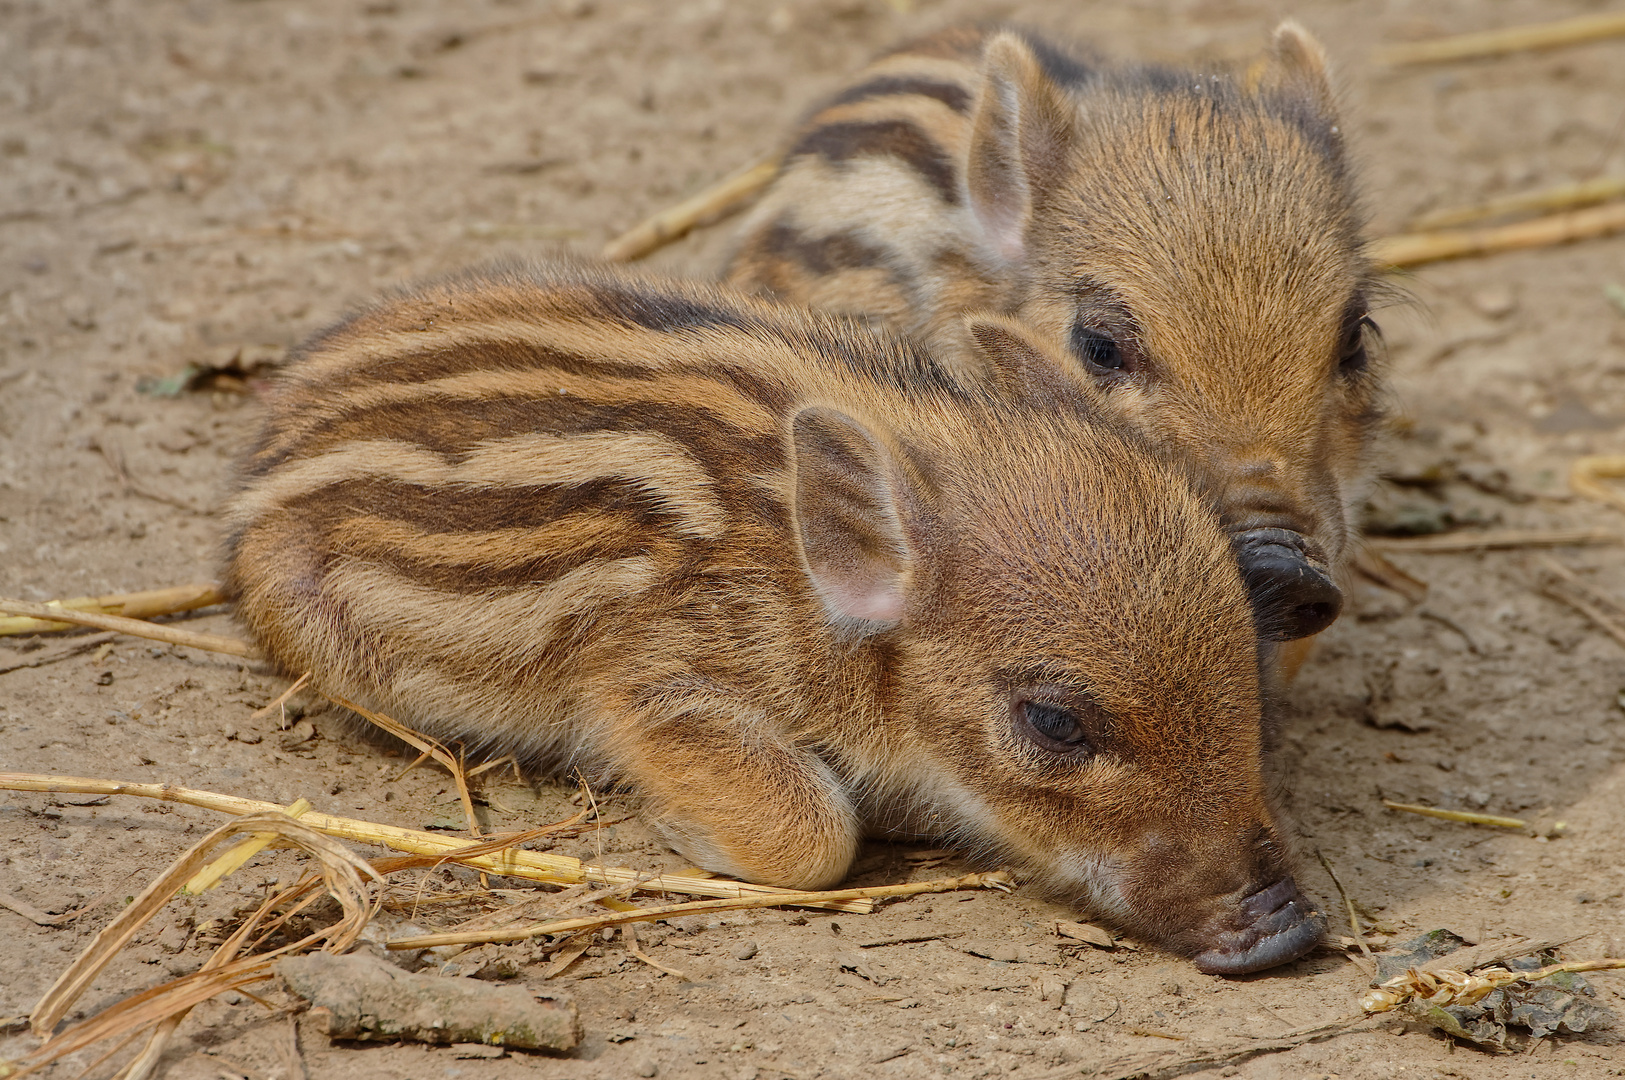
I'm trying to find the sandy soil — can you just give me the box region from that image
[4,1,1625,1077]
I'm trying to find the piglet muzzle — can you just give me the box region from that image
[1234,528,1342,641]
[1189,876,1325,975]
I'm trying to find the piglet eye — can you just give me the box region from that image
[1070,325,1126,374]
[1018,700,1094,754]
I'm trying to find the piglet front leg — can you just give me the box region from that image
[612,695,861,891]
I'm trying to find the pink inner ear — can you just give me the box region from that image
[817,570,905,625]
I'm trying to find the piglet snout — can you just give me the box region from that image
[1234,528,1342,641]
[1190,876,1325,975]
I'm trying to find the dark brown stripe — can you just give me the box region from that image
[586,283,751,333]
[289,476,671,537]
[321,338,658,396]
[775,318,964,397]
[325,512,688,593]
[251,394,787,482]
[825,76,973,115]
[789,119,961,207]
[752,222,889,276]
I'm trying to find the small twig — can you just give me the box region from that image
[91,437,211,516]
[539,934,593,980]
[1419,609,1479,654]
[464,755,518,780]
[0,631,119,677]
[1535,555,1625,650]
[0,599,258,659]
[1381,799,1526,829]
[247,672,312,727]
[1313,849,1375,974]
[1541,582,1625,651]
[601,155,779,262]
[1351,545,1428,603]
[1375,12,1625,66]
[1367,528,1619,554]
[1570,455,1625,515]
[1370,200,1625,269]
[279,1015,307,1080]
[623,922,689,980]
[1034,1014,1380,1080]
[1408,176,1625,232]
[0,584,224,637]
[386,871,1017,950]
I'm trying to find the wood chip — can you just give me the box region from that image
[1055,920,1115,949]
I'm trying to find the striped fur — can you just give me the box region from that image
[726,22,1383,648]
[224,262,1323,970]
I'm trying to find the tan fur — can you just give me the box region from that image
[224,262,1322,970]
[726,22,1381,603]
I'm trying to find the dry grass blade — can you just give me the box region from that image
[1570,454,1625,515]
[0,598,258,658]
[13,812,381,1080]
[185,798,313,895]
[1034,1015,1380,1080]
[324,693,481,836]
[623,922,688,980]
[1367,528,1619,554]
[1408,176,1625,232]
[1370,200,1625,269]
[1535,554,1625,650]
[248,672,311,726]
[1352,544,1429,602]
[1374,13,1625,66]
[387,871,1016,949]
[23,812,378,1045]
[0,631,120,677]
[0,584,223,637]
[601,155,778,261]
[1381,799,1526,829]
[1314,849,1375,974]
[0,773,875,911]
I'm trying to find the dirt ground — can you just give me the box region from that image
[4,0,1625,1077]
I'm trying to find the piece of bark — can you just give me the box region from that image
[277,952,580,1051]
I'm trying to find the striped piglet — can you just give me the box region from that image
[224,262,1323,973]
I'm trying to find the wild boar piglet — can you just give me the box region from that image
[225,262,1323,973]
[728,21,1384,653]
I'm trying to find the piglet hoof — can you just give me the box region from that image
[1234,528,1342,641]
[1190,877,1326,975]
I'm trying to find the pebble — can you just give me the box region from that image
[1468,285,1517,319]
[733,940,759,961]
[634,1058,658,1078]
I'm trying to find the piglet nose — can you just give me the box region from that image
[1234,527,1342,641]
[1191,876,1325,975]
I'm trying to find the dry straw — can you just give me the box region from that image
[1374,13,1625,67]
[0,773,881,913]
[0,584,222,637]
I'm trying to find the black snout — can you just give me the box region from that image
[1235,528,1342,641]
[1190,876,1325,975]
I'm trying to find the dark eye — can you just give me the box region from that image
[1070,324,1126,374]
[1339,313,1376,376]
[1017,700,1095,754]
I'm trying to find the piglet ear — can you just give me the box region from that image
[1256,20,1339,118]
[966,315,1095,410]
[965,31,1074,266]
[792,407,911,633]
